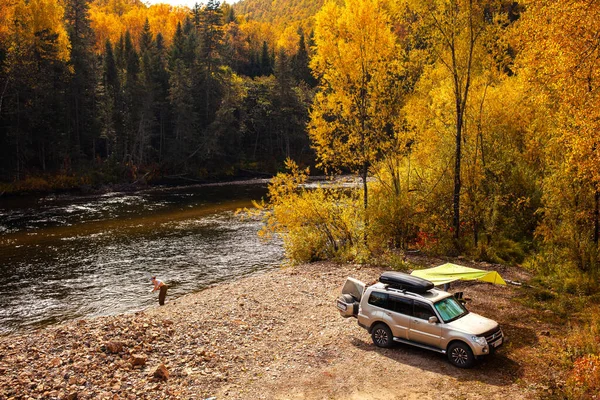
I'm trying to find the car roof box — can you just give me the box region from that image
[379,271,434,293]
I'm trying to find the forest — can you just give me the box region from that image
[1,0,599,271]
[0,0,317,190]
[240,0,599,274]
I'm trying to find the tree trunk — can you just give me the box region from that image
[16,91,20,181]
[453,104,463,240]
[594,189,599,245]
[362,162,368,210]
[362,161,368,244]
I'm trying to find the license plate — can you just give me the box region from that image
[492,337,503,347]
[337,301,347,311]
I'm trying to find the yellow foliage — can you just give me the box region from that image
[0,0,19,45]
[515,0,600,188]
[6,0,71,62]
[513,1,600,271]
[89,1,187,52]
[89,7,123,52]
[240,20,279,53]
[147,4,189,42]
[246,159,364,264]
[276,25,300,56]
[121,6,146,43]
[310,0,403,175]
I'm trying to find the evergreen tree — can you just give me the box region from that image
[168,59,198,170]
[139,19,153,55]
[114,34,125,71]
[65,0,98,164]
[182,18,198,67]
[169,22,185,69]
[198,0,225,126]
[260,41,272,75]
[154,33,170,161]
[292,28,315,86]
[121,30,140,164]
[225,5,236,23]
[99,39,119,158]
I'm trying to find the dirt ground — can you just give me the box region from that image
[0,257,561,399]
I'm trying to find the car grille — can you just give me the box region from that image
[483,327,503,343]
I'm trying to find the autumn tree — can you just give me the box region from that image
[309,0,402,219]
[516,0,600,273]
[406,0,500,246]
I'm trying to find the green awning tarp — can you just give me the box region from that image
[410,263,506,286]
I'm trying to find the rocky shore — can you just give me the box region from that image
[0,261,545,399]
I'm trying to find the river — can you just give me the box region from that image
[0,181,284,335]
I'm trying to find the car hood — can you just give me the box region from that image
[446,312,498,336]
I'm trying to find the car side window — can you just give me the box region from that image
[413,301,435,320]
[368,291,389,309]
[390,296,413,315]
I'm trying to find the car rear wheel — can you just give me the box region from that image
[448,342,475,368]
[371,323,393,348]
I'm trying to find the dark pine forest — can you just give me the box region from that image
[0,0,317,191]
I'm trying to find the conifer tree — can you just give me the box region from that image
[260,40,272,76]
[292,28,314,86]
[65,0,98,162]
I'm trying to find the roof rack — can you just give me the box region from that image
[385,285,429,299]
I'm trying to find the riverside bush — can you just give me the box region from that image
[247,159,364,264]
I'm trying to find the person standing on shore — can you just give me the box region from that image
[151,277,168,306]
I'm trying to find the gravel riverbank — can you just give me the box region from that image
[0,260,547,399]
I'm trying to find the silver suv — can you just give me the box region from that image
[336,271,504,368]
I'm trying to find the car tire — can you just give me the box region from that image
[447,342,475,368]
[371,323,393,348]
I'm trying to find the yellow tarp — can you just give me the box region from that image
[410,263,506,286]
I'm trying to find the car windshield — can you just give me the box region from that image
[434,297,469,323]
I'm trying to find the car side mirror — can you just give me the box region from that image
[428,316,438,324]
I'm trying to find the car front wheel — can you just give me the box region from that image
[447,342,475,368]
[371,323,393,348]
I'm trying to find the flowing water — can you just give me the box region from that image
[0,181,284,335]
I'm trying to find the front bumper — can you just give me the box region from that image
[473,328,504,356]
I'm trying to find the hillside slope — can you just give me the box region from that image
[233,0,328,30]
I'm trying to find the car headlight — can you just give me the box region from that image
[471,336,487,346]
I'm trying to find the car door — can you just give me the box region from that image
[408,301,442,348]
[341,277,365,302]
[386,296,412,340]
